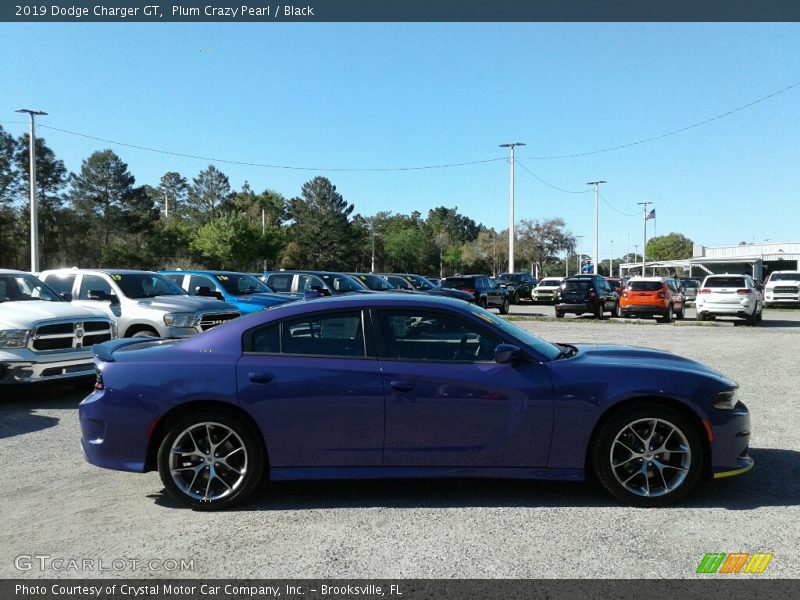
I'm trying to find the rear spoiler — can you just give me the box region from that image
[93,338,164,362]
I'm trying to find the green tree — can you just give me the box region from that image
[187,165,231,223]
[157,171,189,221]
[70,149,135,266]
[192,212,263,270]
[0,125,19,206]
[646,233,694,261]
[288,176,356,269]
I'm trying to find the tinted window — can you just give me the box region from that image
[249,324,280,353]
[42,273,75,295]
[628,281,664,291]
[388,276,413,290]
[320,273,365,292]
[267,273,293,292]
[705,277,746,288]
[79,275,114,300]
[299,274,325,292]
[377,310,501,363]
[538,279,562,287]
[188,275,216,295]
[352,274,394,290]
[215,273,270,295]
[163,274,185,287]
[441,277,474,289]
[680,279,700,289]
[283,312,364,358]
[563,280,591,292]
[406,274,435,290]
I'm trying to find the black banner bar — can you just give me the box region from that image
[3,580,800,600]
[3,1,800,23]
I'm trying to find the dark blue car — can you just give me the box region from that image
[80,294,752,510]
[161,270,300,314]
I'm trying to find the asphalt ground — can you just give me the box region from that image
[1,305,798,579]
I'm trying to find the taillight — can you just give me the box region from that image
[462,287,476,293]
[657,291,666,298]
[700,288,711,294]
[94,369,104,391]
[623,292,628,298]
[736,289,752,295]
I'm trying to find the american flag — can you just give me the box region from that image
[645,208,656,220]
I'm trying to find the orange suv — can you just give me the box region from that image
[620,277,686,322]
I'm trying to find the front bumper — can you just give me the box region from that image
[0,354,96,384]
[533,291,557,303]
[709,401,752,480]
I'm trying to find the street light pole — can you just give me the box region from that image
[500,142,525,274]
[371,221,376,273]
[16,108,47,273]
[575,235,585,275]
[587,180,606,275]
[609,240,614,277]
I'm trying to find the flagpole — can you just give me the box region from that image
[637,202,653,275]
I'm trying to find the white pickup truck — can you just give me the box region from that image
[763,271,800,307]
[1,269,116,385]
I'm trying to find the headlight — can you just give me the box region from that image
[163,313,197,328]
[0,329,30,348]
[711,388,739,410]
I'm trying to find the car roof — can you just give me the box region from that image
[628,276,669,282]
[41,268,159,276]
[0,269,29,275]
[161,270,253,277]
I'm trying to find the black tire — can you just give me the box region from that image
[746,310,758,326]
[696,311,706,322]
[555,310,564,319]
[499,298,510,315]
[478,297,487,309]
[612,303,621,318]
[131,329,159,338]
[590,403,704,507]
[662,305,674,323]
[594,304,605,320]
[676,305,685,320]
[157,410,266,511]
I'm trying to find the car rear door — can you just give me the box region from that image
[237,308,384,467]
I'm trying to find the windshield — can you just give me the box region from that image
[680,279,700,288]
[406,274,435,290]
[0,274,61,303]
[769,272,800,282]
[538,279,562,287]
[352,274,395,290]
[321,273,367,292]
[468,304,561,361]
[115,273,188,298]
[215,273,271,296]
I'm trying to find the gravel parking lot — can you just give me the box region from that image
[2,307,798,579]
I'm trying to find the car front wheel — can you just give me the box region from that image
[590,404,703,507]
[499,298,510,315]
[157,411,265,510]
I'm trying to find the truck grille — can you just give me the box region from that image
[773,286,799,294]
[198,312,240,331]
[30,319,114,352]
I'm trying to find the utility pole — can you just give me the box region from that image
[637,202,653,276]
[262,207,267,272]
[586,180,606,275]
[16,108,47,273]
[500,142,525,274]
[371,221,376,272]
[633,244,640,275]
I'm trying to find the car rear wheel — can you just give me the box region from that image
[676,305,685,320]
[590,404,703,507]
[555,310,564,318]
[662,306,674,323]
[612,303,621,318]
[499,298,510,315]
[479,298,487,309]
[746,310,758,326]
[157,411,265,510]
[594,304,604,320]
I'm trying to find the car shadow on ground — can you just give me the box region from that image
[150,447,799,511]
[0,381,89,439]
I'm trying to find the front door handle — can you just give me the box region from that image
[249,372,274,384]
[390,380,414,392]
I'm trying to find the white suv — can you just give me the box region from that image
[696,274,763,325]
[763,271,800,307]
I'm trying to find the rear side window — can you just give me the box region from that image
[283,312,364,357]
[267,273,293,292]
[705,277,746,288]
[628,281,664,291]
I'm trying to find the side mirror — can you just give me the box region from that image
[495,343,522,364]
[87,290,107,301]
[310,285,331,297]
[59,292,73,302]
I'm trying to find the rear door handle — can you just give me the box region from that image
[249,372,274,384]
[390,380,414,392]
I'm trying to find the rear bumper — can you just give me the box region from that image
[555,302,595,313]
[696,302,754,318]
[621,304,668,316]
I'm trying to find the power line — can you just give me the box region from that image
[599,192,640,217]
[36,124,507,172]
[513,159,591,194]
[519,77,800,160]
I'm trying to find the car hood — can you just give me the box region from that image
[135,295,238,313]
[0,300,109,329]
[766,278,800,287]
[572,343,728,380]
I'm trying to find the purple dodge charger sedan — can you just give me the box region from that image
[80,294,752,510]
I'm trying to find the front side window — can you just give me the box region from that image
[41,273,76,296]
[79,275,114,300]
[215,273,270,296]
[188,275,216,295]
[377,310,501,363]
[283,311,364,358]
[114,273,187,298]
[267,273,293,292]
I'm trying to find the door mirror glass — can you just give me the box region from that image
[494,343,522,364]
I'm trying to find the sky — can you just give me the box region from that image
[1,22,799,262]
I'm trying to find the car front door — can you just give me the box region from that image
[237,309,384,467]
[72,273,121,320]
[375,308,554,467]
